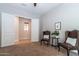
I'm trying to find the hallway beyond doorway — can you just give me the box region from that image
[18,17,31,44]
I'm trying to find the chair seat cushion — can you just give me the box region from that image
[66,37,77,46]
[58,43,76,50]
[43,35,49,39]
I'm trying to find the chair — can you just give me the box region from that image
[40,31,51,46]
[58,30,79,56]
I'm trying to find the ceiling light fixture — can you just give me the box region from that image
[21,3,37,7]
[33,3,37,7]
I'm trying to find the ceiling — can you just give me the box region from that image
[0,3,60,18]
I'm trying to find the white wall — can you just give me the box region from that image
[1,12,18,47]
[40,3,79,42]
[31,18,39,42]
[15,17,19,42]
[0,13,1,47]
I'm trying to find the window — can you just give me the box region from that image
[24,22,29,31]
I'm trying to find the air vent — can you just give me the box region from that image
[33,3,37,7]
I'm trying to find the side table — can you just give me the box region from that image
[51,37,59,47]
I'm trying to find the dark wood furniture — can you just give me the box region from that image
[58,30,79,56]
[51,37,59,47]
[40,31,50,46]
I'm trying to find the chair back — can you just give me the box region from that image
[68,30,77,38]
[43,31,50,40]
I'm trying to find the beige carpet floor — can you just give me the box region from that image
[0,42,66,56]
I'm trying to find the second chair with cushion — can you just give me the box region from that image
[40,31,51,46]
[58,30,79,56]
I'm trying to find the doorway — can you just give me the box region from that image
[17,17,31,44]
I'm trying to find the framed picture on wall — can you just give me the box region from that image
[55,22,61,30]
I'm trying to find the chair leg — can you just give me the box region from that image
[67,49,69,56]
[78,50,79,55]
[48,41,50,45]
[40,40,42,45]
[58,45,60,51]
[47,42,50,46]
